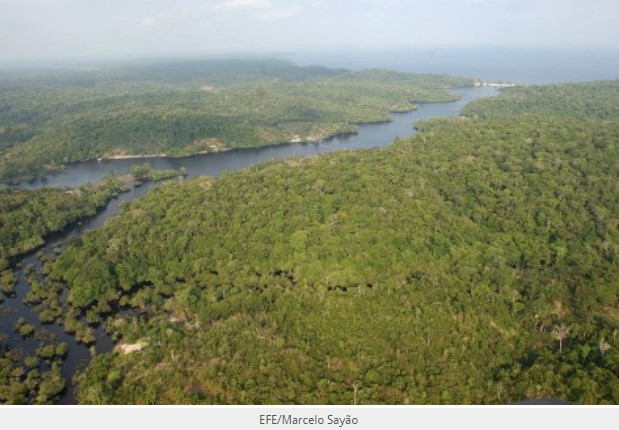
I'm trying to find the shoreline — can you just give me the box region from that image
[2,87,477,186]
[98,147,235,161]
[51,109,428,164]
[99,154,168,160]
[93,101,458,162]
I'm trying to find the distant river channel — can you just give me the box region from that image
[3,86,497,404]
[20,87,497,189]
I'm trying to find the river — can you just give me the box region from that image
[20,87,497,189]
[1,86,497,404]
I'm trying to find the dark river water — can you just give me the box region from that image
[2,86,497,404]
[0,183,155,404]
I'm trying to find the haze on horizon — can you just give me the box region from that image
[1,0,618,62]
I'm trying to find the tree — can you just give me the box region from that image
[598,338,611,362]
[552,324,570,353]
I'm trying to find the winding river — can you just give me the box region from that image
[1,86,497,404]
[20,87,497,189]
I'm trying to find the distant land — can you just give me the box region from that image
[0,58,472,183]
[293,47,619,84]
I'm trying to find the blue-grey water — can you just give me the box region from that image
[293,47,619,84]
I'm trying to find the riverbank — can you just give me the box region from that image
[99,154,168,160]
[0,180,161,404]
[11,88,497,190]
[0,87,498,404]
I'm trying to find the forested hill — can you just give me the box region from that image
[0,58,471,182]
[46,81,619,404]
[462,81,619,120]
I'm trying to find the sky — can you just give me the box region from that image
[0,0,618,60]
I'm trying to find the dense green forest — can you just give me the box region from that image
[0,59,471,182]
[0,163,184,276]
[462,81,619,120]
[0,166,186,404]
[41,81,618,404]
[0,179,125,404]
[0,178,128,272]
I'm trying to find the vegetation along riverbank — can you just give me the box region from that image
[45,80,619,404]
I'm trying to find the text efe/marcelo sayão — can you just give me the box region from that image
[259,414,359,426]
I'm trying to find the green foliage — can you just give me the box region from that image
[35,342,68,361]
[462,81,619,120]
[14,317,36,338]
[0,270,17,295]
[0,177,128,270]
[50,89,618,404]
[34,362,65,404]
[0,330,66,404]
[130,163,187,182]
[0,58,471,181]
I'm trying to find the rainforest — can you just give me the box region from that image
[0,59,617,405]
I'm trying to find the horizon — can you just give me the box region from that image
[1,0,618,61]
[1,46,617,86]
[1,44,619,63]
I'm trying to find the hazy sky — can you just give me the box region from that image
[1,0,618,59]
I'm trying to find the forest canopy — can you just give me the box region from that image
[462,81,619,120]
[45,81,619,404]
[0,178,128,271]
